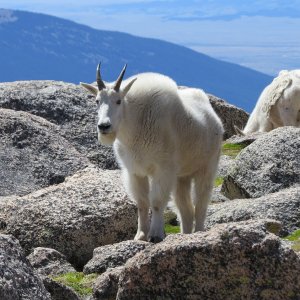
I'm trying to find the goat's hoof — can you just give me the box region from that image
[134,232,148,241]
[148,236,163,243]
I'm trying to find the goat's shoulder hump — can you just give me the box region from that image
[126,72,178,93]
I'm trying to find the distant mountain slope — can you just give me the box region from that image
[0,9,273,112]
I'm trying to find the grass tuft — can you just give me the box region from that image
[284,229,300,252]
[292,242,300,252]
[222,143,246,158]
[52,272,98,296]
[214,176,224,187]
[165,224,180,234]
[284,229,300,241]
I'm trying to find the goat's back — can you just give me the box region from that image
[119,75,223,176]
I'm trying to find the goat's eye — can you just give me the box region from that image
[116,99,121,105]
[96,99,99,105]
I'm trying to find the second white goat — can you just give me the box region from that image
[236,69,300,135]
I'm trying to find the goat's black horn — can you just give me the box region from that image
[114,64,127,92]
[96,63,106,90]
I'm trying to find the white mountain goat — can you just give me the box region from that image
[235,69,300,135]
[81,64,224,242]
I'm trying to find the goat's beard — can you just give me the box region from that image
[98,132,116,145]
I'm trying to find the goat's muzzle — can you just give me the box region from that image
[98,122,112,134]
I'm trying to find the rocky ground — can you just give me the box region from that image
[0,80,299,299]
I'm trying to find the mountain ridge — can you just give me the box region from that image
[0,9,273,112]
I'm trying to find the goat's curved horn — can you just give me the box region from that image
[114,64,127,92]
[96,63,106,90]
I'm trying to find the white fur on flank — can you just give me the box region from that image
[242,69,300,134]
[81,71,224,242]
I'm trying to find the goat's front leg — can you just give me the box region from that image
[123,171,150,241]
[148,170,175,243]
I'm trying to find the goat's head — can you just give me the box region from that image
[81,63,136,145]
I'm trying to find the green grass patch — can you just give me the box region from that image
[284,229,300,252]
[52,272,98,296]
[165,224,180,234]
[292,241,300,252]
[284,229,300,241]
[214,176,224,187]
[222,143,246,158]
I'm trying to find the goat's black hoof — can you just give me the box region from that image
[148,236,163,243]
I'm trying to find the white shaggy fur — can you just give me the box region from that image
[81,70,224,242]
[241,69,300,134]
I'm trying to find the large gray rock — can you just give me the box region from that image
[208,94,249,139]
[217,155,235,178]
[222,126,300,199]
[0,81,118,169]
[93,267,124,300]
[84,240,151,275]
[225,131,265,146]
[0,234,51,300]
[211,186,230,203]
[42,277,82,300]
[27,248,81,300]
[27,247,76,277]
[115,220,300,299]
[0,167,137,269]
[0,108,90,196]
[206,187,300,236]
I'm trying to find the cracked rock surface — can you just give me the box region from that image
[0,108,90,196]
[115,220,300,300]
[0,167,137,269]
[222,126,300,199]
[0,81,118,169]
[0,234,51,300]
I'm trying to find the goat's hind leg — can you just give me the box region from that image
[124,171,150,241]
[174,176,194,233]
[193,171,214,232]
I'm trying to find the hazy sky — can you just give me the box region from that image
[1,0,300,74]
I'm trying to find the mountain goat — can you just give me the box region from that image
[235,69,300,135]
[81,64,224,242]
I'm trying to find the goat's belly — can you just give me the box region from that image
[178,162,202,177]
[116,142,205,177]
[176,149,204,176]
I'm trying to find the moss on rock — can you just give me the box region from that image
[52,272,98,296]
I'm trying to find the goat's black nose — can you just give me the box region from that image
[98,123,111,132]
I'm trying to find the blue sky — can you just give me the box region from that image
[1,0,300,75]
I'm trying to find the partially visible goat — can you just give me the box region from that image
[235,69,300,135]
[81,64,224,242]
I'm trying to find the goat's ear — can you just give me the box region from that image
[80,82,98,96]
[234,125,245,136]
[122,78,137,96]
